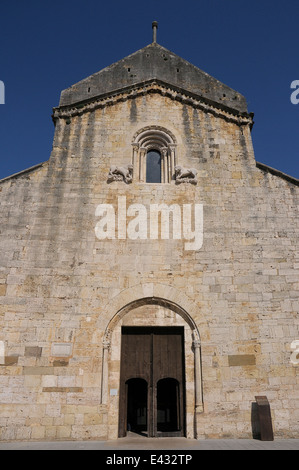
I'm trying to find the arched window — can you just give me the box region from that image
[132,126,177,183]
[146,150,161,183]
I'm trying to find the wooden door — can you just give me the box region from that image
[118,329,151,437]
[118,327,185,438]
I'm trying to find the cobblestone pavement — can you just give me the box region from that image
[1,436,299,450]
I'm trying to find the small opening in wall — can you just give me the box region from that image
[128,68,131,72]
[177,69,180,73]
[88,87,91,93]
[146,150,161,183]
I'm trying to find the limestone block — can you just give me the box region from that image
[84,413,103,425]
[45,426,57,439]
[16,426,32,440]
[24,375,41,388]
[25,347,42,358]
[0,285,7,296]
[31,425,46,440]
[57,425,72,439]
[23,367,53,375]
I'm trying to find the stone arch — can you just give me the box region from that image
[103,297,200,345]
[99,283,205,439]
[132,125,177,147]
[100,282,204,344]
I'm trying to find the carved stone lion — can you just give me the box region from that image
[175,166,197,185]
[107,164,133,184]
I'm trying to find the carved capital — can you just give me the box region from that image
[102,339,111,350]
[193,339,201,349]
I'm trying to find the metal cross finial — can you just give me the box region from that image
[152,21,158,43]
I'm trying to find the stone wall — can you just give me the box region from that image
[0,90,298,440]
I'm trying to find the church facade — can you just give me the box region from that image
[0,27,298,441]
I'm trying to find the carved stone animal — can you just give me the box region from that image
[108,164,133,184]
[175,166,197,184]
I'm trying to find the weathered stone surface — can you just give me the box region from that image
[25,347,42,358]
[42,387,83,393]
[59,43,248,113]
[228,355,256,367]
[0,357,19,366]
[0,38,298,442]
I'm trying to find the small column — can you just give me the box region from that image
[193,339,204,412]
[132,143,139,182]
[161,148,168,183]
[168,151,172,184]
[100,340,110,405]
[140,147,147,182]
[169,145,176,181]
[0,341,5,365]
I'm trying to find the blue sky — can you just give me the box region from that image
[0,0,298,179]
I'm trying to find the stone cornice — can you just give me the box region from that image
[52,79,254,128]
[0,161,48,185]
[256,162,299,187]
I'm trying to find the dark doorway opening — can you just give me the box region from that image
[157,378,180,434]
[126,378,148,435]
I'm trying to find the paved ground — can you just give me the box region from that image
[0,434,299,450]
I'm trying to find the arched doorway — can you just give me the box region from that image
[156,378,181,435]
[100,288,205,440]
